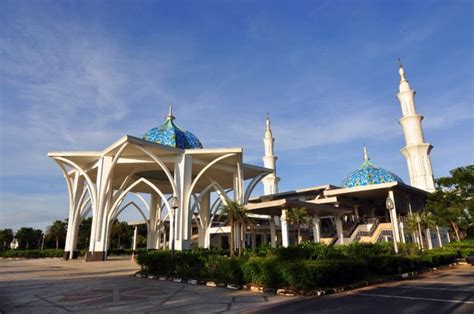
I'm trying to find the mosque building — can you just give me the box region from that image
[49,64,448,261]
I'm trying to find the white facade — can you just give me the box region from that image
[397,63,436,192]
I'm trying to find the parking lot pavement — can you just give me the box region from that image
[0,258,297,313]
[250,264,474,314]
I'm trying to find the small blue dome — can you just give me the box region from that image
[143,108,203,149]
[341,150,403,188]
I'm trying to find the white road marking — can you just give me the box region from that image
[353,292,474,304]
[394,285,474,292]
[408,280,474,285]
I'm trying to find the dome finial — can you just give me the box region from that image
[398,58,407,83]
[363,146,370,161]
[167,104,175,121]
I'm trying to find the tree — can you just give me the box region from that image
[0,229,14,250]
[46,220,67,249]
[77,217,92,250]
[287,207,312,244]
[111,221,130,249]
[15,228,43,249]
[220,201,247,257]
[427,165,474,240]
[419,211,436,249]
[405,213,423,249]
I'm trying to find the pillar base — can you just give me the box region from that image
[85,251,106,262]
[63,251,79,260]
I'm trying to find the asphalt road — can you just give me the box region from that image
[250,264,474,314]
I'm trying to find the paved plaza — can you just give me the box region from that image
[1,258,473,313]
[0,257,297,313]
[253,264,474,314]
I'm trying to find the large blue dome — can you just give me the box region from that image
[143,108,203,149]
[341,149,404,188]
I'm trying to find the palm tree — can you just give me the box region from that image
[405,213,423,249]
[419,211,436,249]
[111,221,129,249]
[287,207,312,244]
[220,201,247,257]
[47,220,66,249]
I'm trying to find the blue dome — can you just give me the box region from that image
[143,109,203,149]
[341,154,404,188]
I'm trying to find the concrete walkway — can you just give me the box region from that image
[0,257,296,313]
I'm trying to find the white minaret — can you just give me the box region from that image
[262,113,280,195]
[396,62,435,192]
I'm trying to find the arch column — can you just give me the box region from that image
[174,155,192,250]
[64,173,85,259]
[198,191,211,248]
[87,156,114,261]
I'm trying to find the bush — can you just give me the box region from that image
[272,242,344,260]
[0,249,64,258]
[202,255,243,284]
[340,242,394,258]
[242,256,283,288]
[135,245,459,291]
[280,259,367,290]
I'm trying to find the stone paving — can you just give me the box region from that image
[0,257,297,313]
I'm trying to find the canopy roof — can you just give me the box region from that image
[48,135,271,194]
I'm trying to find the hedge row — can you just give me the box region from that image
[136,248,458,290]
[0,249,64,258]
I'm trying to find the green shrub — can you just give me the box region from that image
[397,243,421,255]
[273,242,344,260]
[136,250,176,276]
[0,249,64,258]
[280,259,367,290]
[340,242,394,258]
[174,251,203,279]
[242,256,283,288]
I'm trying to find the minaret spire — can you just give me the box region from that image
[167,104,175,121]
[262,113,280,195]
[363,146,369,161]
[396,63,435,192]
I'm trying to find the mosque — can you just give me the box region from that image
[49,64,449,261]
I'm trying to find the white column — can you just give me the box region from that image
[132,226,138,251]
[446,229,451,243]
[269,216,277,248]
[174,155,192,250]
[198,192,211,248]
[388,190,401,243]
[335,215,344,245]
[312,214,321,243]
[425,228,433,249]
[281,210,289,248]
[88,156,114,260]
[435,225,443,248]
[147,194,159,249]
[399,221,406,244]
[65,173,84,259]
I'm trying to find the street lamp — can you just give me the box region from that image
[386,196,398,254]
[170,196,179,254]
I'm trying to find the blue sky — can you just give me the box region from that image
[0,0,473,231]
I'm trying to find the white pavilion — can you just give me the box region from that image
[49,64,448,261]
